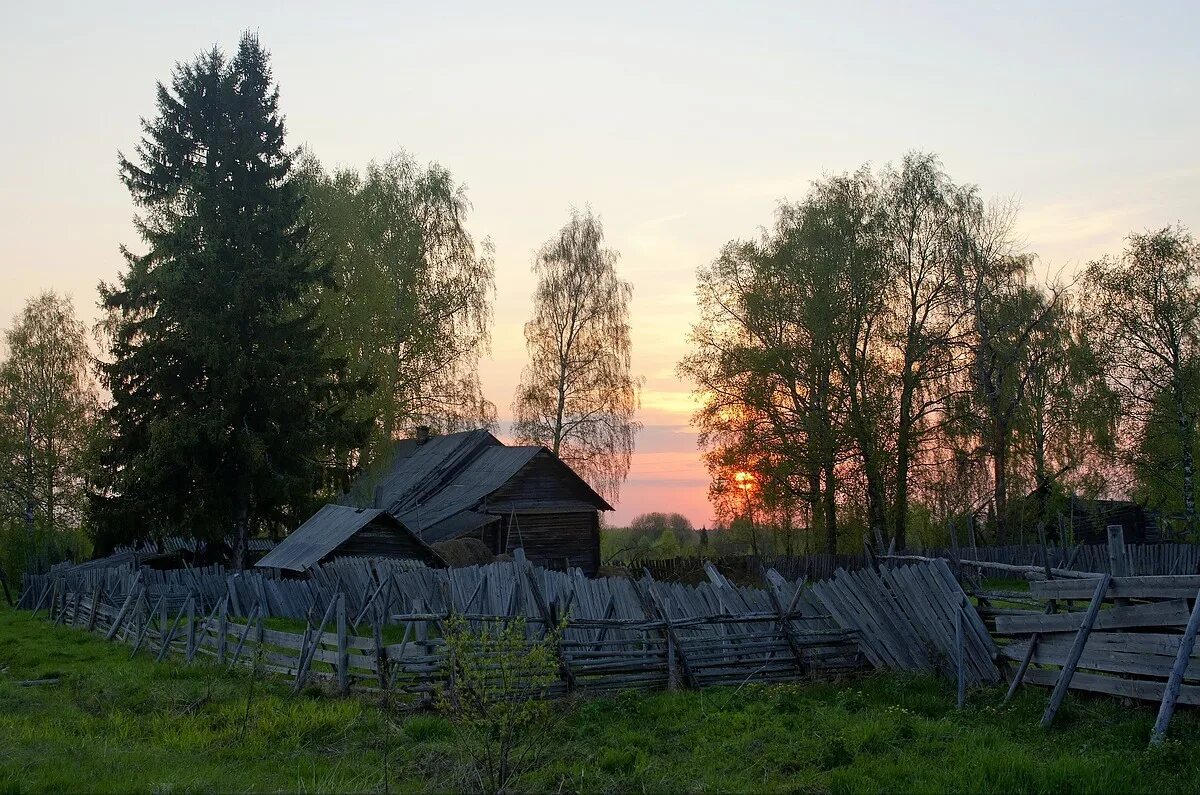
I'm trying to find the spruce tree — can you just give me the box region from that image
[94,33,366,566]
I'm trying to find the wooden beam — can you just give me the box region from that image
[1150,588,1200,746]
[523,564,578,691]
[1041,574,1111,728]
[1032,575,1200,600]
[1023,667,1200,706]
[995,599,1191,634]
[336,594,349,695]
[954,600,965,709]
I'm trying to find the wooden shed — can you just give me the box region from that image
[255,504,445,573]
[345,429,612,575]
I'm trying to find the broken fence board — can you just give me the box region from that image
[1023,666,1200,707]
[996,600,1193,635]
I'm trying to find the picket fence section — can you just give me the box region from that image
[812,560,1000,687]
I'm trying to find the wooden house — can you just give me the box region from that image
[1016,488,1161,544]
[263,429,611,575]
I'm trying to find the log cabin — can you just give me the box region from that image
[264,429,611,575]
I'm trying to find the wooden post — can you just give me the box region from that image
[523,564,577,691]
[374,607,388,691]
[1107,525,1130,607]
[156,600,189,663]
[226,604,260,671]
[105,585,139,641]
[87,583,103,631]
[68,590,83,627]
[130,595,165,658]
[30,580,52,617]
[46,578,60,622]
[635,574,698,690]
[765,573,808,675]
[1150,588,1200,746]
[955,600,966,709]
[948,519,962,583]
[1041,574,1111,728]
[185,596,197,663]
[54,584,70,626]
[336,593,349,695]
[1107,525,1129,577]
[1004,521,1061,704]
[295,594,337,693]
[216,597,229,666]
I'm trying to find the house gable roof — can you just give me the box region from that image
[255,504,442,572]
[348,429,611,543]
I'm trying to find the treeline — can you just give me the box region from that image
[681,153,1198,552]
[0,33,640,577]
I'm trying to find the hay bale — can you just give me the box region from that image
[431,537,495,568]
[596,565,634,580]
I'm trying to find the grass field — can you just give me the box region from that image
[2,602,1200,793]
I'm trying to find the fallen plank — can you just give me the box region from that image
[996,600,1192,635]
[1023,666,1200,706]
[1001,638,1198,680]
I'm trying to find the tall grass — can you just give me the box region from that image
[2,603,1199,793]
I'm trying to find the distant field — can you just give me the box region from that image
[2,603,1199,793]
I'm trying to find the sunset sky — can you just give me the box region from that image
[2,1,1197,527]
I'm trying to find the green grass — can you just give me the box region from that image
[2,602,1200,793]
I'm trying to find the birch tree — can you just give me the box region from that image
[299,153,497,470]
[0,292,97,571]
[1083,226,1200,536]
[512,209,641,502]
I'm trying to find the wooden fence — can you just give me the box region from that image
[639,542,1200,585]
[812,560,1000,689]
[20,554,863,698]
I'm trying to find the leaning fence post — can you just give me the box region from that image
[374,605,388,691]
[1150,588,1200,746]
[216,597,229,666]
[185,596,197,662]
[1041,574,1111,728]
[336,593,349,695]
[87,583,102,631]
[954,599,966,709]
[156,599,189,664]
[106,574,143,641]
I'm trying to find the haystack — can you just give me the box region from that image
[431,537,494,567]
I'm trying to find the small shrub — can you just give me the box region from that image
[437,615,567,794]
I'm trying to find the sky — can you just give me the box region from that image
[1,1,1197,528]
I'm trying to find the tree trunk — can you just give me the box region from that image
[233,491,249,572]
[823,457,838,554]
[993,433,1009,545]
[1177,401,1197,537]
[847,377,890,550]
[23,412,36,573]
[893,376,916,551]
